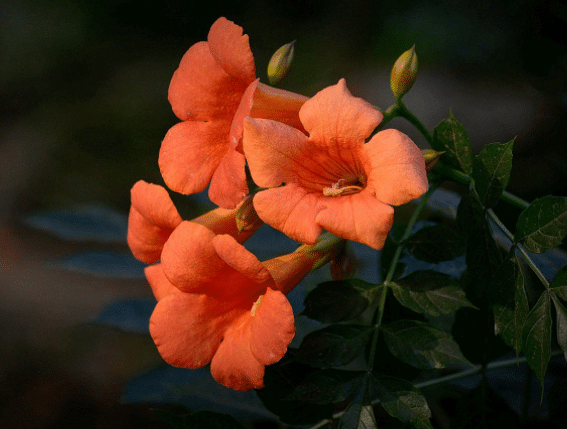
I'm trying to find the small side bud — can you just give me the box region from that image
[236,195,263,233]
[422,149,445,173]
[390,45,418,100]
[267,40,295,86]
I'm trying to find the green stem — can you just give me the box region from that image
[396,100,434,146]
[434,162,530,211]
[366,182,441,370]
[487,209,550,289]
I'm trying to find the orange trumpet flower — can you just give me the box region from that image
[243,79,428,250]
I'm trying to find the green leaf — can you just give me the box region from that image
[391,270,475,316]
[551,294,567,362]
[522,291,552,385]
[284,369,365,405]
[370,374,433,429]
[381,320,471,369]
[338,380,377,429]
[465,220,503,290]
[489,251,528,356]
[405,224,466,263]
[472,139,514,208]
[296,325,374,368]
[514,196,567,253]
[432,110,474,174]
[456,191,483,237]
[550,264,567,298]
[256,354,333,425]
[301,279,381,323]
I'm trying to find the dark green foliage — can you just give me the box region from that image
[391,270,475,316]
[405,224,466,263]
[432,111,474,174]
[472,139,514,208]
[301,279,382,323]
[296,325,374,368]
[381,319,471,369]
[514,196,567,253]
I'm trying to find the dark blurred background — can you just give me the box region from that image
[1,0,566,427]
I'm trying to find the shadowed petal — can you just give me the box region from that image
[253,185,325,244]
[212,234,272,284]
[127,181,182,264]
[210,319,265,390]
[160,221,226,292]
[168,42,248,122]
[145,263,178,301]
[299,78,382,148]
[250,288,295,366]
[208,17,255,83]
[208,145,248,209]
[315,191,394,250]
[159,121,228,196]
[365,129,428,206]
[244,118,342,189]
[150,293,229,368]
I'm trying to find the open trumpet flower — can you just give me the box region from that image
[160,17,307,209]
[127,180,262,300]
[150,223,342,391]
[243,78,428,250]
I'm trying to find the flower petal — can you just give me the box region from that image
[150,293,228,368]
[365,129,428,206]
[315,190,394,250]
[160,221,226,292]
[210,319,265,390]
[207,145,248,209]
[168,41,248,122]
[244,118,342,189]
[250,288,295,366]
[145,263,178,301]
[207,17,255,83]
[299,79,382,148]
[253,185,325,244]
[127,181,182,264]
[212,234,272,284]
[159,120,228,196]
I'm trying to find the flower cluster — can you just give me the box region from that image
[127,17,428,391]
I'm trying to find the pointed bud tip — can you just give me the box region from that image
[267,40,296,86]
[390,45,418,100]
[421,149,445,173]
[236,194,263,233]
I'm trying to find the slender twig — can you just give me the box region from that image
[487,209,550,289]
[310,350,564,428]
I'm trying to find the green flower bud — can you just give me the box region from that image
[422,149,445,173]
[236,194,263,233]
[390,45,418,100]
[267,40,295,86]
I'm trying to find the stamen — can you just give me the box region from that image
[322,178,364,197]
[250,295,263,316]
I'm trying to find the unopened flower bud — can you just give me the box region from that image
[390,45,418,100]
[267,40,295,86]
[422,149,445,173]
[236,194,263,233]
